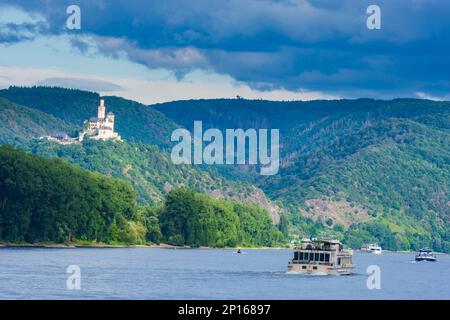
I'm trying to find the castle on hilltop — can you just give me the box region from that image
[79,99,122,141]
[41,99,122,144]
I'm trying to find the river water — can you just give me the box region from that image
[0,248,448,299]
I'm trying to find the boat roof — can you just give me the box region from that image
[301,239,341,245]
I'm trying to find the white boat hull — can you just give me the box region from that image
[287,263,353,275]
[415,257,436,262]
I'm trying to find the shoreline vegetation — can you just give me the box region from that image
[0,242,288,250]
[1,242,447,255]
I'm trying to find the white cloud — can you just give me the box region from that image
[37,77,122,92]
[0,65,338,104]
[0,5,46,24]
[414,92,447,101]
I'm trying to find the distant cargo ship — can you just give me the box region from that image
[287,239,354,275]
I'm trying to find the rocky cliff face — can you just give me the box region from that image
[300,198,371,229]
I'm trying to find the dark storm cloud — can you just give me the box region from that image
[1,0,450,97]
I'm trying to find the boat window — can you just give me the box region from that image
[302,266,307,270]
[325,254,330,262]
[313,266,318,270]
[314,253,319,261]
[337,258,341,265]
[320,253,325,262]
[299,252,304,261]
[294,252,298,260]
[304,252,309,261]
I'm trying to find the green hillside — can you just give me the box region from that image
[0,87,281,221]
[0,86,178,148]
[0,97,72,145]
[23,139,279,220]
[0,86,448,251]
[154,98,450,252]
[266,118,449,252]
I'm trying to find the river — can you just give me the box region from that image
[0,248,448,299]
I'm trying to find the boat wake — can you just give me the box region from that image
[285,271,329,276]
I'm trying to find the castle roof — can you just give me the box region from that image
[89,117,106,122]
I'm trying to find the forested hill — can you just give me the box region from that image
[23,139,281,224]
[0,87,282,222]
[0,97,72,145]
[0,145,282,247]
[0,86,448,252]
[153,97,449,131]
[154,98,449,252]
[0,87,178,148]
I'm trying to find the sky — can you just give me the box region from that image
[0,0,449,104]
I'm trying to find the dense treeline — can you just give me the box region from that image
[157,189,283,247]
[0,146,281,247]
[0,145,143,244]
[288,213,450,253]
[343,219,450,253]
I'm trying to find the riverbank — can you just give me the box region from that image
[2,242,448,254]
[0,242,289,250]
[0,242,181,249]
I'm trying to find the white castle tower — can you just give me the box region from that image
[98,99,106,119]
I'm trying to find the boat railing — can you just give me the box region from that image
[289,260,335,266]
[295,247,338,252]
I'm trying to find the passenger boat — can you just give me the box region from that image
[415,248,436,262]
[287,239,354,275]
[361,243,382,254]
